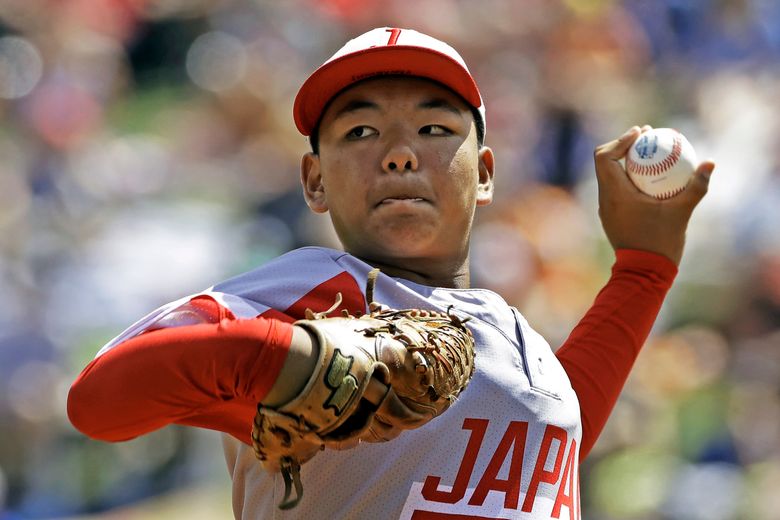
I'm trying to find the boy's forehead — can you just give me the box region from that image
[323,76,471,116]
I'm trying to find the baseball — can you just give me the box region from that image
[625,128,698,199]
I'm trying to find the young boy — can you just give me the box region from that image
[68,27,714,519]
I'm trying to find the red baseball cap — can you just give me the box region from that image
[293,27,486,137]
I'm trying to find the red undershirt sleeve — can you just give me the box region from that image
[67,314,293,446]
[555,249,678,461]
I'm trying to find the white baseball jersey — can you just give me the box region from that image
[78,245,677,519]
[199,247,583,519]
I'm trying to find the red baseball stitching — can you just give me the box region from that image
[626,133,683,176]
[654,182,688,199]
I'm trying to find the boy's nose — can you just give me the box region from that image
[382,145,418,173]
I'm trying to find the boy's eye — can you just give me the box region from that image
[420,124,451,135]
[346,126,378,139]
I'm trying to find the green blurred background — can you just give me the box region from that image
[1,0,779,518]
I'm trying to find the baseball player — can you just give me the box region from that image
[67,27,715,519]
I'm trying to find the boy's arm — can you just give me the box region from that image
[557,126,714,459]
[67,296,316,445]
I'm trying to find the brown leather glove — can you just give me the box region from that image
[251,287,475,510]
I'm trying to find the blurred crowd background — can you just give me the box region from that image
[1,0,779,518]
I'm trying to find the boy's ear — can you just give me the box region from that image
[476,146,495,206]
[301,153,328,213]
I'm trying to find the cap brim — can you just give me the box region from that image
[293,46,482,136]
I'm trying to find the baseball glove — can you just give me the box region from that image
[251,269,476,509]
